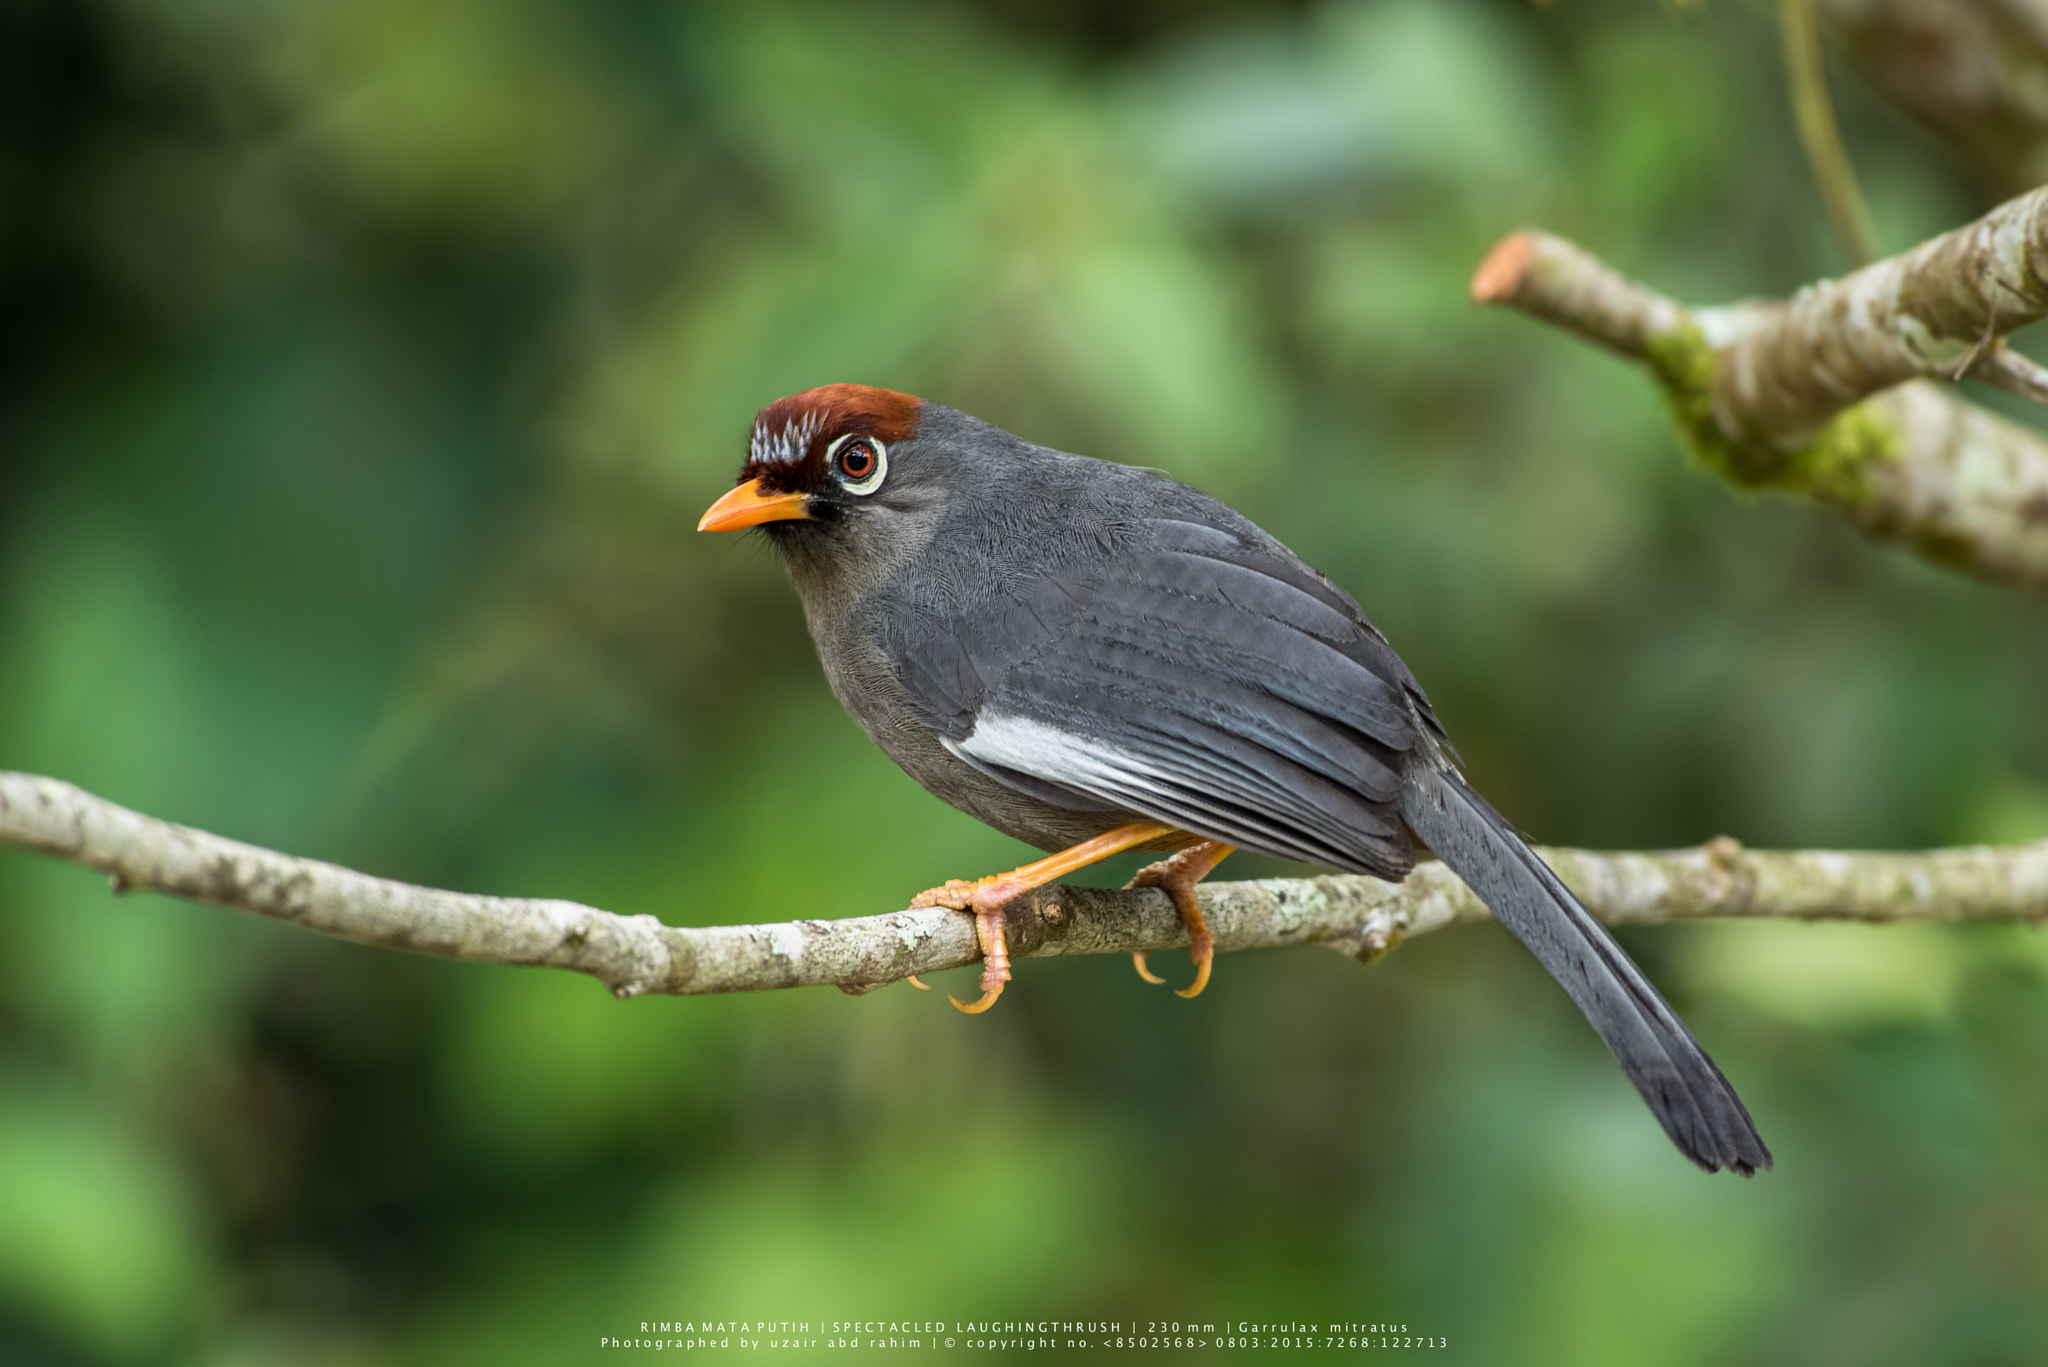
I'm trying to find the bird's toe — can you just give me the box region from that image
[910,879,979,911]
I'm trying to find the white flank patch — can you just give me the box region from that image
[948,710,1339,865]
[948,710,1207,817]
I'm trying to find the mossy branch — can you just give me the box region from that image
[3,773,2041,1002]
[1471,224,2048,596]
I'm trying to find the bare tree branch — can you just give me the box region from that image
[3,772,2041,1001]
[1975,340,2048,405]
[1471,220,2048,595]
[1824,0,2048,197]
[1711,184,2048,443]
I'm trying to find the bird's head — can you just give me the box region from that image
[698,383,925,537]
[701,383,1065,605]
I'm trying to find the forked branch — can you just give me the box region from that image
[1471,197,2048,595]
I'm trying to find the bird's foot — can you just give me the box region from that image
[908,824,1186,1014]
[1125,841,1233,998]
[909,873,1031,914]
[949,906,1012,1014]
[910,877,1024,1014]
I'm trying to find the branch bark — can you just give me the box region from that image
[1824,0,2048,198]
[1711,184,2048,443]
[1471,213,2048,595]
[4,772,2042,1000]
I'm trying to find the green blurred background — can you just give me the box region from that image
[4,0,2047,1362]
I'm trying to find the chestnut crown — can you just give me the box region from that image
[742,384,922,495]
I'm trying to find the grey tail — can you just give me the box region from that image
[1400,762,1771,1176]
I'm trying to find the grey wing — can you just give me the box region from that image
[894,516,1426,877]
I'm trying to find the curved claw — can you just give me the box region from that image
[906,974,932,991]
[1132,951,1167,985]
[1126,840,1231,1003]
[949,987,1004,1014]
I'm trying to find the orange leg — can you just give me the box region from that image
[911,822,1180,1014]
[1128,841,1234,999]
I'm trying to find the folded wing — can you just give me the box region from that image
[893,515,1427,878]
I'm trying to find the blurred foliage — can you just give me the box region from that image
[3,0,2047,1363]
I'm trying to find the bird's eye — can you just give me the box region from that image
[827,435,888,495]
[837,441,875,479]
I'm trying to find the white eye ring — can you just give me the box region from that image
[825,433,888,496]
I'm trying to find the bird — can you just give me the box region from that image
[699,383,1771,1176]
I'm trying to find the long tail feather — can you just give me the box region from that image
[1401,763,1771,1175]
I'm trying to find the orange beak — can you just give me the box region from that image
[697,479,812,533]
